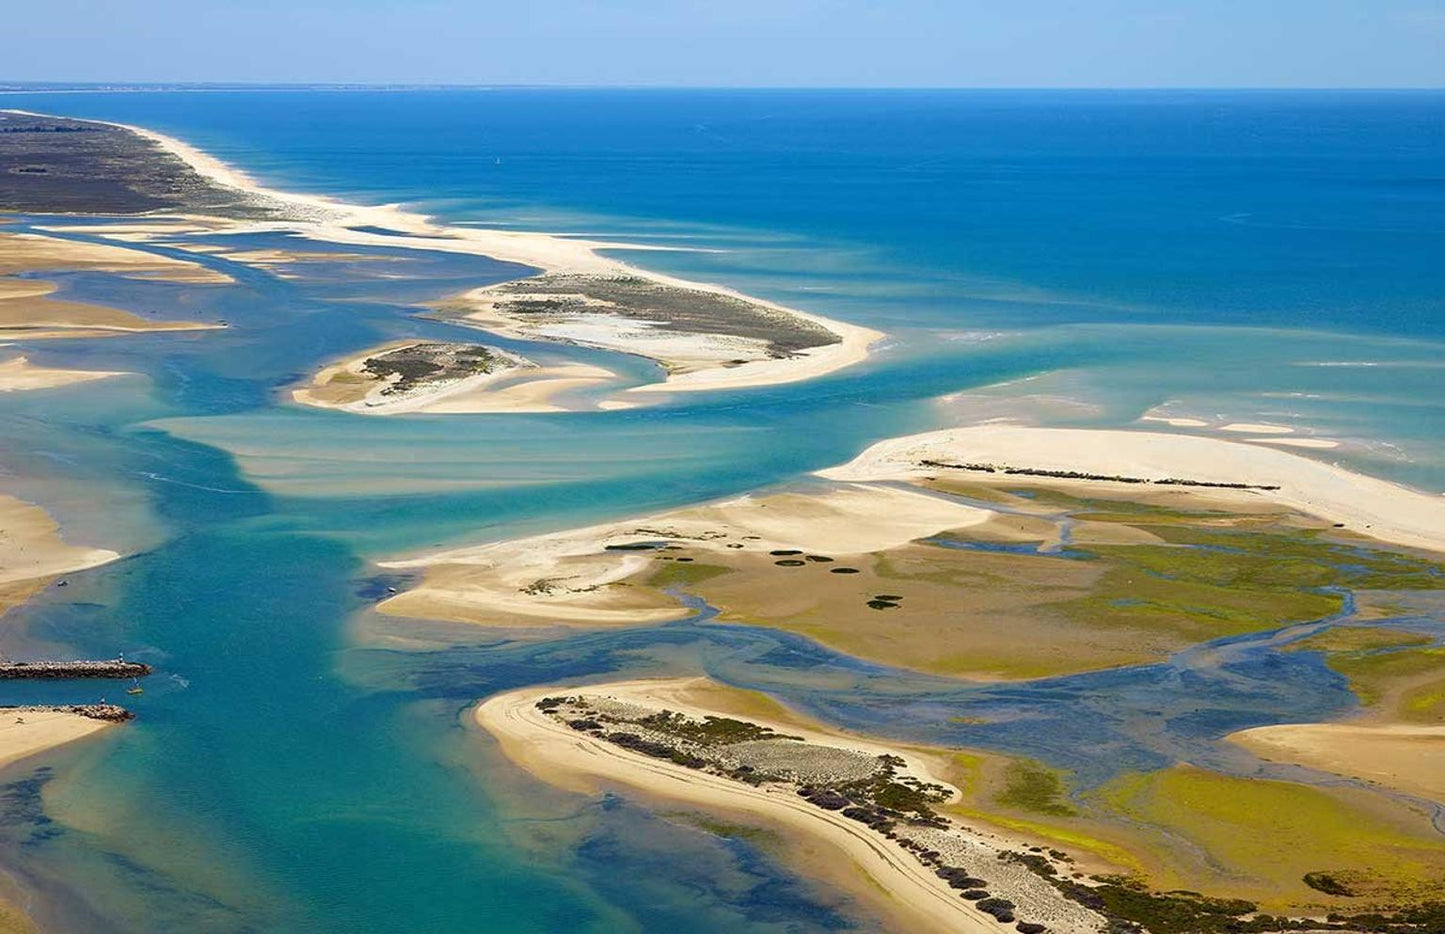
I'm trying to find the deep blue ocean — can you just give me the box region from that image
[0,89,1441,933]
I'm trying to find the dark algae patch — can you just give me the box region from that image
[995,761,1076,817]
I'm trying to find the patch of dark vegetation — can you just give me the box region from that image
[634,710,801,746]
[360,342,516,396]
[919,460,1280,492]
[607,731,708,769]
[475,273,841,358]
[1304,871,1357,897]
[0,111,298,218]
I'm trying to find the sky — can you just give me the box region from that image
[4,0,1444,88]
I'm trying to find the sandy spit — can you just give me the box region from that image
[476,680,999,933]
[6,109,881,394]
[819,425,1445,554]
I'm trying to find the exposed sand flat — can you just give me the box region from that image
[0,494,119,616]
[1219,422,1294,435]
[819,425,1445,554]
[442,277,881,394]
[0,709,114,770]
[0,232,227,338]
[0,355,125,392]
[291,340,617,415]
[1229,723,1445,805]
[0,230,232,285]
[1139,415,1209,428]
[291,341,531,415]
[1248,437,1340,450]
[475,680,1006,934]
[30,110,881,393]
[415,363,617,414]
[378,484,992,627]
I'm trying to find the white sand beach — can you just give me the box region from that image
[477,680,1068,934]
[819,425,1445,553]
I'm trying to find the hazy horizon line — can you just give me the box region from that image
[3,82,1444,94]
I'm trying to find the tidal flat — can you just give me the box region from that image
[0,93,1443,934]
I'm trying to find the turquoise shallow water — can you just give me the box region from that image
[0,89,1442,931]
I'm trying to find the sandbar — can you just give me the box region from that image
[378,483,991,628]
[291,340,617,415]
[819,425,1445,554]
[0,355,125,392]
[0,494,120,617]
[0,232,228,339]
[5,110,881,394]
[477,679,1104,934]
[1229,723,1445,804]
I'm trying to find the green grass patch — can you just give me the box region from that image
[996,760,1077,816]
[646,560,732,587]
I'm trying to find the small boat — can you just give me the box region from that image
[125,679,144,696]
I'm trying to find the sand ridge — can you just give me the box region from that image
[819,425,1445,554]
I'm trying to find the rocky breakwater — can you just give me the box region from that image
[0,659,151,680]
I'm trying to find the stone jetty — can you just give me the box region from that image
[0,659,151,680]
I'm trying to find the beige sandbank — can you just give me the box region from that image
[1229,723,1445,804]
[0,230,231,285]
[1247,437,1341,450]
[290,340,617,415]
[0,232,227,338]
[378,483,990,627]
[477,680,1103,934]
[0,494,119,617]
[1138,415,1209,428]
[40,110,881,394]
[0,355,125,392]
[0,709,115,771]
[1219,422,1294,435]
[819,425,1445,554]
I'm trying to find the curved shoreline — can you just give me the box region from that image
[6,108,882,394]
[820,424,1445,554]
[475,680,1005,934]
